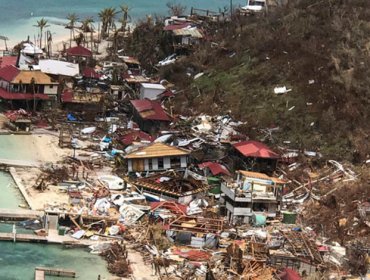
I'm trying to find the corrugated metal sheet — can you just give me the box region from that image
[131,99,171,121]
[233,140,280,159]
[173,28,203,38]
[125,142,189,159]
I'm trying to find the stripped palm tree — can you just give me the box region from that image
[98,7,117,39]
[66,13,79,48]
[81,17,95,51]
[98,8,109,39]
[119,5,131,32]
[34,18,50,49]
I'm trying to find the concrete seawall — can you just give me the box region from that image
[8,167,37,210]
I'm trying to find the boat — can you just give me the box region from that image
[98,175,124,190]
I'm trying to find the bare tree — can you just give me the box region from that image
[166,1,187,16]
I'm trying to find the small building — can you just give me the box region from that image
[124,142,190,172]
[110,85,126,100]
[233,140,280,174]
[65,45,93,67]
[121,56,141,75]
[61,88,104,113]
[130,99,171,134]
[0,66,57,107]
[139,83,166,100]
[221,170,287,224]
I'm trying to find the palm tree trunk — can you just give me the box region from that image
[40,28,43,49]
[70,29,72,48]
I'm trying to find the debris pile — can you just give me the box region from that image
[100,242,132,277]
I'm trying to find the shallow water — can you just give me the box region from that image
[0,171,25,209]
[0,136,110,279]
[0,241,110,280]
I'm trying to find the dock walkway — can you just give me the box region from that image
[0,208,43,220]
[8,167,37,209]
[35,267,75,279]
[0,232,47,242]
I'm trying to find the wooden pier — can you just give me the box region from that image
[0,232,47,242]
[35,267,76,278]
[0,208,44,221]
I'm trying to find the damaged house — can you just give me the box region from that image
[221,170,287,224]
[129,171,208,204]
[130,99,172,134]
[233,140,280,174]
[124,142,190,173]
[164,19,204,53]
[0,66,58,108]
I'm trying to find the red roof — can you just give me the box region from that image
[0,65,20,82]
[4,109,31,121]
[0,88,49,100]
[198,162,231,176]
[0,56,17,68]
[233,140,280,159]
[120,130,153,146]
[131,99,171,121]
[66,46,92,57]
[82,67,102,79]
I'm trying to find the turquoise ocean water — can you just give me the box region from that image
[0,0,245,47]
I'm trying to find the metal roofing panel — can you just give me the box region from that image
[130,99,171,121]
[39,60,79,77]
[125,142,190,159]
[173,28,203,38]
[233,140,280,159]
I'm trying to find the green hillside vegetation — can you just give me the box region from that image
[126,0,370,162]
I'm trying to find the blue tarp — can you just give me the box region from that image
[67,113,77,121]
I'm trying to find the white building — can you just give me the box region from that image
[124,142,190,172]
[221,170,287,224]
[139,83,166,100]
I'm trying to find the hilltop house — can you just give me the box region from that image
[124,142,190,173]
[233,140,280,174]
[65,46,93,68]
[221,170,287,224]
[130,99,172,134]
[164,17,204,52]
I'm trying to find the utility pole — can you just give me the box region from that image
[230,0,233,17]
